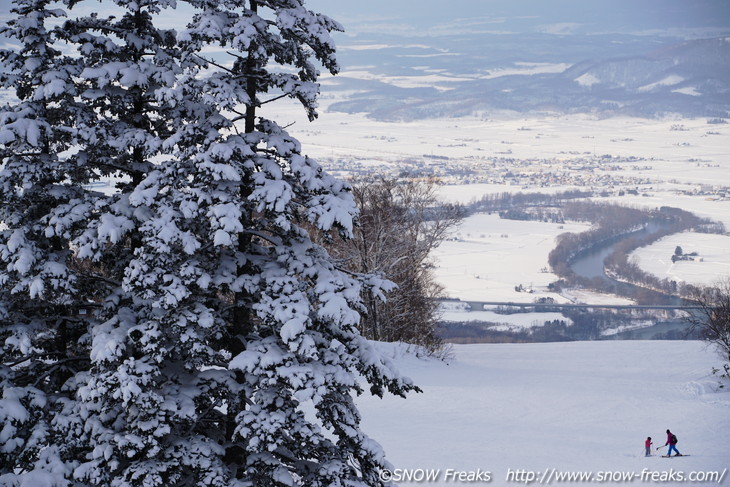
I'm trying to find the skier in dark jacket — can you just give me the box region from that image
[665,429,681,456]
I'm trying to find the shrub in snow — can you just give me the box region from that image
[0,0,418,485]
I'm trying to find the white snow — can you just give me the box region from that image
[358,341,730,486]
[631,232,730,286]
[479,63,572,80]
[97,213,135,244]
[575,72,600,87]
[440,308,571,330]
[638,75,685,93]
[326,111,730,305]
[436,183,586,206]
[560,289,636,306]
[213,229,233,247]
[431,213,589,302]
[334,63,571,91]
[673,86,701,97]
[601,193,730,230]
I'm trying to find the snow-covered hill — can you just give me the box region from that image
[357,341,729,486]
[326,37,730,121]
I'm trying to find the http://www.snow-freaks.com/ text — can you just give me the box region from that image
[377,467,727,484]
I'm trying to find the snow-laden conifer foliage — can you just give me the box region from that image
[0,0,418,485]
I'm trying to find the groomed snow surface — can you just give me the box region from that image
[357,341,729,486]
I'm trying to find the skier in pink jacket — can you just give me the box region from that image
[665,429,681,456]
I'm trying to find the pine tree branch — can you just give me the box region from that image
[192,53,236,75]
[97,161,150,180]
[31,356,91,387]
[193,53,268,81]
[183,401,223,437]
[77,272,123,288]
[229,94,292,124]
[256,93,290,107]
[242,229,283,247]
[4,352,41,368]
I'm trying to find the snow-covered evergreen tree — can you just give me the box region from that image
[0,1,418,485]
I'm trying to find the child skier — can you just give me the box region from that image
[645,437,653,456]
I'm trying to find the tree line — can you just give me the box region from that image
[0,1,424,485]
[546,202,721,302]
[438,306,698,344]
[602,208,723,299]
[467,189,592,215]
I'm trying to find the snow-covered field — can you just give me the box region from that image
[439,308,572,332]
[431,214,589,303]
[358,341,730,486]
[268,99,730,303]
[631,232,730,287]
[430,211,730,308]
[279,107,730,179]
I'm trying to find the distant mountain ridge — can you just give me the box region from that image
[566,37,730,95]
[327,36,730,120]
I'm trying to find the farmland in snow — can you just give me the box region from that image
[631,232,730,287]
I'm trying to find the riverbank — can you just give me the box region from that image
[437,302,695,343]
[433,205,714,342]
[569,221,687,306]
[553,203,715,304]
[431,194,728,342]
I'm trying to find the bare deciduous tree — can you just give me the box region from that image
[685,279,730,383]
[330,176,463,354]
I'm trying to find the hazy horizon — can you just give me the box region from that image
[307,0,730,38]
